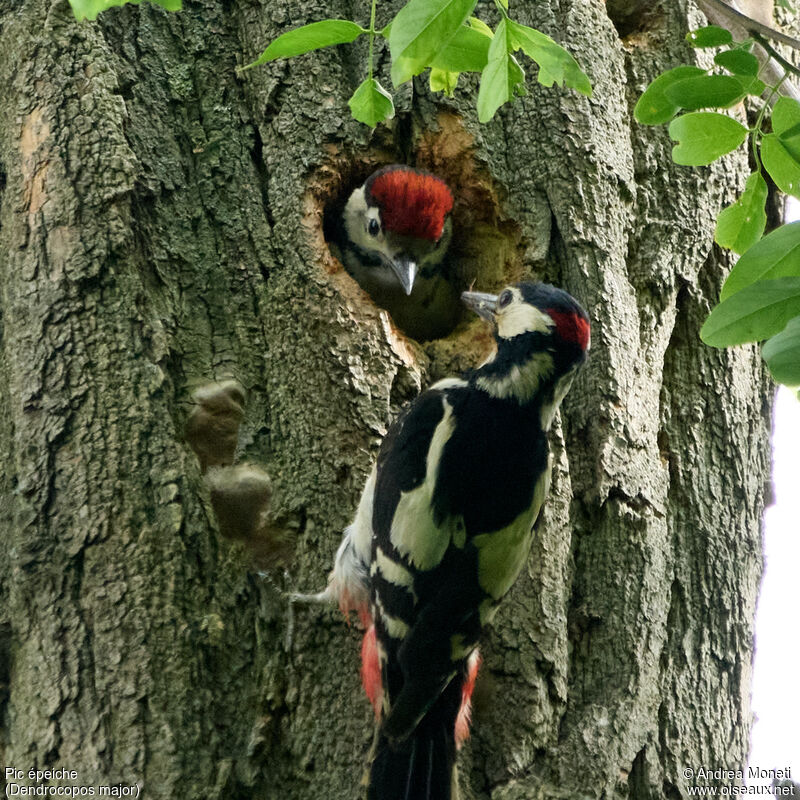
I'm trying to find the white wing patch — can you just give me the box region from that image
[389,397,459,570]
[471,462,551,600]
[372,546,416,594]
[374,593,410,640]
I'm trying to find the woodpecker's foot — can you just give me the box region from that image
[287,587,334,606]
[206,463,293,570]
[185,379,245,473]
[284,584,341,652]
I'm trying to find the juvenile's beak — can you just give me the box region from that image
[389,254,417,296]
[461,291,498,321]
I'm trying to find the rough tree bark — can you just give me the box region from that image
[0,0,773,798]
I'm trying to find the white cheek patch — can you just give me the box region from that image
[343,186,386,250]
[497,301,553,340]
[343,186,368,237]
[476,352,553,404]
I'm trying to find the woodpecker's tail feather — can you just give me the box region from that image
[366,720,458,800]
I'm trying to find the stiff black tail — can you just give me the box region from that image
[366,717,456,800]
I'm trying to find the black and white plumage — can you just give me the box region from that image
[338,165,460,341]
[310,282,590,800]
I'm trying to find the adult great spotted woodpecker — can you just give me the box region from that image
[338,165,460,341]
[296,282,590,799]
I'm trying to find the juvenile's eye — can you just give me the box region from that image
[498,289,513,309]
[368,218,380,237]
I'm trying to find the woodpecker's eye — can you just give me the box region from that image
[368,218,381,237]
[498,290,513,309]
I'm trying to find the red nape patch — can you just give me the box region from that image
[455,650,482,748]
[360,622,383,717]
[367,167,453,241]
[547,309,591,351]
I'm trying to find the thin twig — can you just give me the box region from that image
[753,31,800,81]
[697,0,800,103]
[699,0,800,50]
[367,0,378,82]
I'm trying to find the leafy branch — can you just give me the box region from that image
[69,0,179,20]
[68,0,591,126]
[636,15,800,390]
[699,0,800,50]
[239,0,591,126]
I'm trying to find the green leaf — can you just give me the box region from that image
[477,18,526,123]
[663,74,746,110]
[69,0,179,20]
[736,75,766,96]
[668,112,748,165]
[761,134,800,198]
[722,221,800,300]
[508,20,592,96]
[763,315,800,386]
[776,0,793,9]
[701,277,800,347]
[468,16,494,37]
[388,0,478,86]
[711,50,765,95]
[714,49,759,76]
[634,66,706,125]
[242,20,364,69]
[686,25,733,48]
[715,172,768,254]
[348,78,395,127]
[770,97,800,161]
[430,24,491,72]
[430,68,459,95]
[773,97,800,134]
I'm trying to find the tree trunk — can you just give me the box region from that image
[0,0,772,798]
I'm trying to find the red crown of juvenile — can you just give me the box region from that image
[366,167,454,242]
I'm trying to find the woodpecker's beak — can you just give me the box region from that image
[389,255,417,296]
[461,291,498,321]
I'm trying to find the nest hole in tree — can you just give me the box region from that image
[306,115,526,376]
[606,0,666,39]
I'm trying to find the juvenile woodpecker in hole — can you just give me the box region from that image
[297,282,590,800]
[339,164,460,341]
